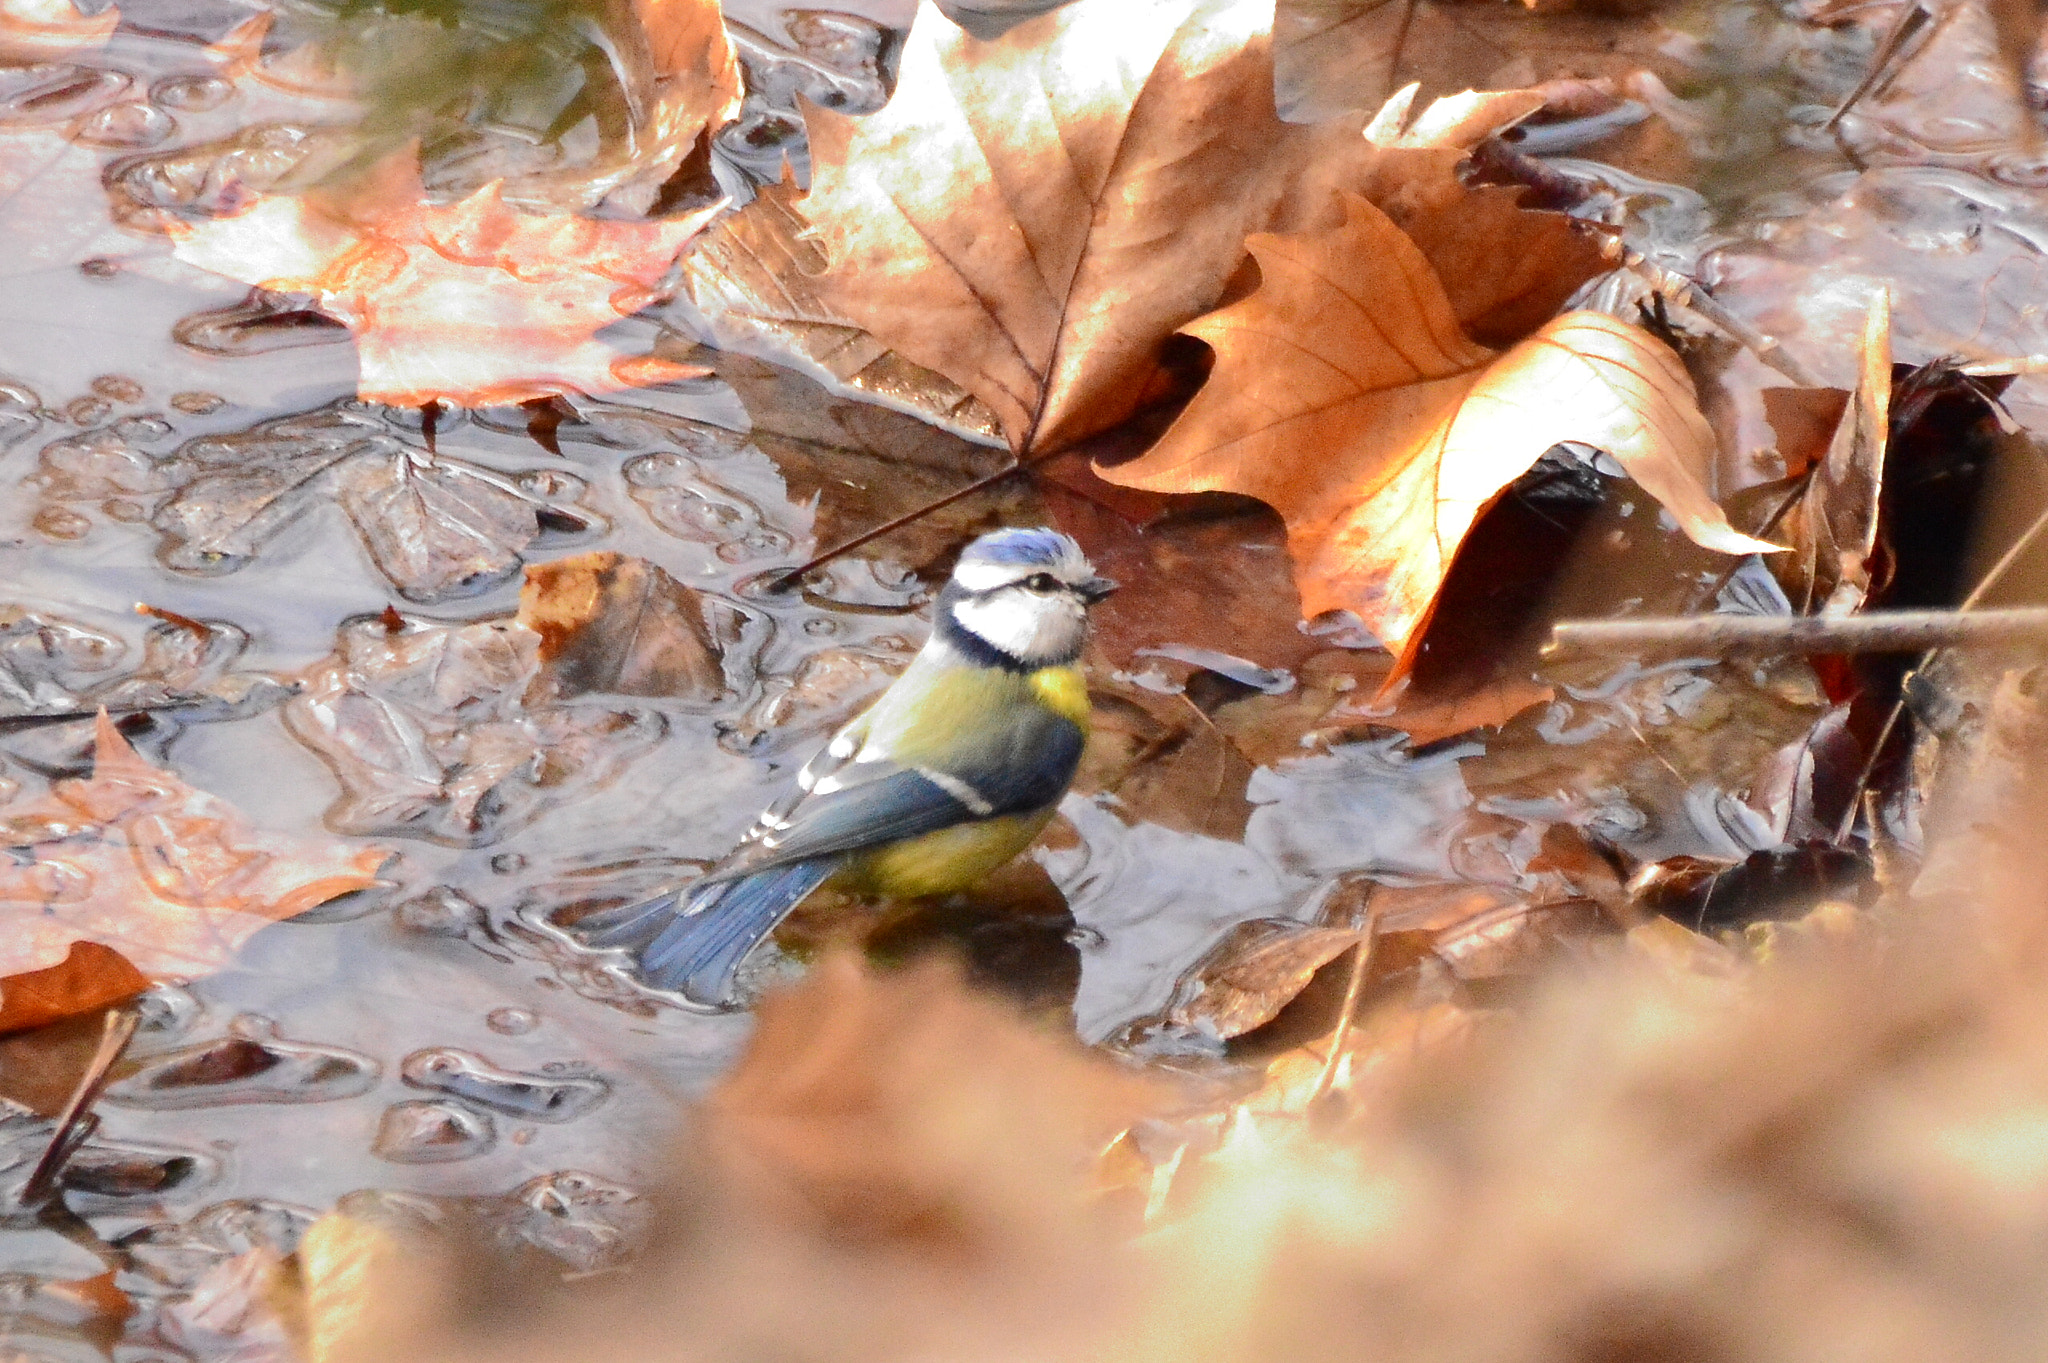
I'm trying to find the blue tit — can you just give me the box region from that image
[576,526,1117,1010]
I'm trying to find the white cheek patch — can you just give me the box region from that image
[951,591,1086,664]
[951,560,1029,592]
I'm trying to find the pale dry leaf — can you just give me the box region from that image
[169,159,725,407]
[0,713,389,981]
[1102,192,1776,668]
[677,178,1006,445]
[1774,289,1891,614]
[794,0,1390,456]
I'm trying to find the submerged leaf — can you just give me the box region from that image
[517,552,733,701]
[283,612,664,846]
[169,162,725,407]
[0,714,389,981]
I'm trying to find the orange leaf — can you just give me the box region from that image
[161,0,739,407]
[793,0,1533,457]
[169,163,725,408]
[1101,192,1778,670]
[0,0,117,53]
[0,713,389,982]
[0,940,148,1036]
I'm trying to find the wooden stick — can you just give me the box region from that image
[1545,608,2048,658]
[19,1006,140,1208]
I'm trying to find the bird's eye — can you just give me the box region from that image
[1023,573,1060,593]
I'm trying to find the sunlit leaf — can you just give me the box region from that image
[1102,191,1778,670]
[168,159,725,407]
[790,0,1444,456]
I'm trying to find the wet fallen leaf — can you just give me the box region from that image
[1771,289,1891,614]
[1328,672,1556,746]
[168,156,725,407]
[1153,918,1363,1042]
[0,713,389,981]
[517,552,734,702]
[1102,192,1777,670]
[0,939,148,1035]
[789,0,1527,457]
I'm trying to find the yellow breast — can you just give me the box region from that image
[831,808,1057,898]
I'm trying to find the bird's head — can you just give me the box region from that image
[936,527,1117,669]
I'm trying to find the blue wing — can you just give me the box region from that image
[570,771,984,1008]
[576,688,1083,1008]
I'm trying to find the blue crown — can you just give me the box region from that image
[958,527,1082,567]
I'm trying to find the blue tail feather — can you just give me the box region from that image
[573,889,686,951]
[591,859,834,1009]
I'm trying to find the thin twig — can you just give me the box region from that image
[767,460,1029,591]
[1825,0,1939,132]
[1546,607,2048,658]
[0,700,202,732]
[19,1006,141,1208]
[1385,0,1417,101]
[1307,907,1380,1109]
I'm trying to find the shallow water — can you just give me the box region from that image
[0,0,2039,1354]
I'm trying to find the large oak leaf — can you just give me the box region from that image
[1101,192,1776,666]
[795,0,1458,457]
[0,713,389,982]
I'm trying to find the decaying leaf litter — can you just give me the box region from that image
[5,0,2048,1354]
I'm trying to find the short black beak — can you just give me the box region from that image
[1079,576,1119,604]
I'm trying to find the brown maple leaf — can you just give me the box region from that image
[168,158,726,408]
[1099,191,1778,669]
[791,0,1540,459]
[0,713,389,983]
